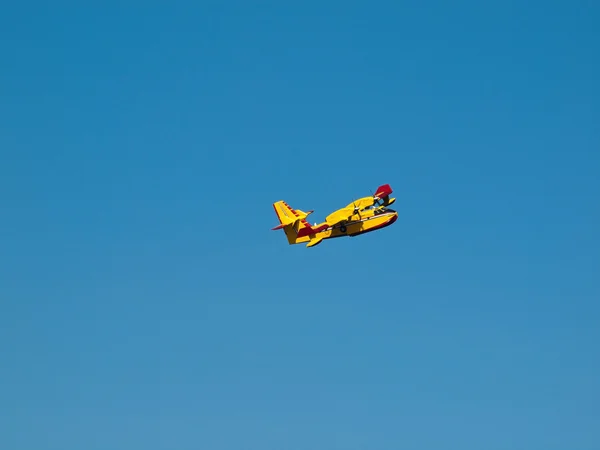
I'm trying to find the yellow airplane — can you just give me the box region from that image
[272,184,398,248]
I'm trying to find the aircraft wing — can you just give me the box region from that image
[326,197,375,226]
[347,196,375,210]
[324,185,394,226]
[374,183,393,199]
[325,207,354,226]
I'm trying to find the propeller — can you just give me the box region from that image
[334,201,361,223]
[350,199,366,219]
[352,200,360,215]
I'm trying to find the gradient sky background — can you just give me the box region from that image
[1,1,599,449]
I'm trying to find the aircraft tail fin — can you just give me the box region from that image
[272,201,306,229]
[272,201,326,244]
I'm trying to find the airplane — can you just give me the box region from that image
[271,184,398,248]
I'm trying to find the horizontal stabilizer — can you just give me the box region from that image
[295,209,313,217]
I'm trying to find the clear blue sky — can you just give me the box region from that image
[1,1,598,449]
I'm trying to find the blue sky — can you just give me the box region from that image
[1,1,598,449]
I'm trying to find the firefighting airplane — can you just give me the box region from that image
[271,184,398,248]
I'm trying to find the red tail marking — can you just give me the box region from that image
[296,223,328,238]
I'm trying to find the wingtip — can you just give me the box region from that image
[374,183,393,198]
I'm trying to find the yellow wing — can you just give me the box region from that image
[325,196,376,226]
[348,196,375,210]
[325,207,354,226]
